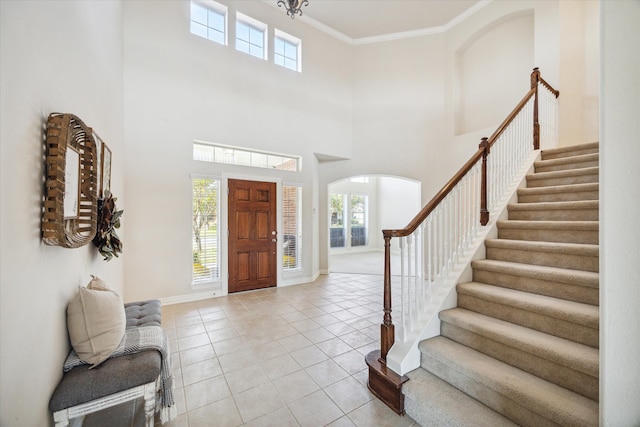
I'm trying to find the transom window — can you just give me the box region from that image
[194,142,300,172]
[190,1,227,45]
[274,30,301,72]
[236,13,267,60]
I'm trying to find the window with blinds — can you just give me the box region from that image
[192,177,220,283]
[283,185,302,271]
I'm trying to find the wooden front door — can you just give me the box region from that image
[228,179,277,293]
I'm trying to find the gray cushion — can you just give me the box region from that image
[50,300,163,412]
[125,300,162,328]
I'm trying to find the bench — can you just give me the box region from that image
[49,300,164,427]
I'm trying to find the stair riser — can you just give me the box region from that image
[526,174,598,188]
[518,191,598,203]
[420,356,565,427]
[542,147,599,160]
[404,370,519,427]
[457,294,599,347]
[508,208,598,221]
[441,322,598,400]
[498,228,598,244]
[535,160,599,173]
[472,268,599,305]
[486,246,599,272]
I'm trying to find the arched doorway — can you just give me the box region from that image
[328,175,421,274]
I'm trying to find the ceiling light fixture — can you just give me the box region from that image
[277,0,309,19]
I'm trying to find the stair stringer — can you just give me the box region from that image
[386,151,540,375]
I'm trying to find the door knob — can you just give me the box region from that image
[272,238,277,243]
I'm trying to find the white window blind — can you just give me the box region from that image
[283,185,302,270]
[192,177,220,283]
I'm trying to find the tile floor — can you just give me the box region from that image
[157,273,417,427]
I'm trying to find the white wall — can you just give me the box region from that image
[455,11,534,135]
[559,0,600,147]
[122,0,353,301]
[319,1,565,272]
[600,1,640,425]
[0,1,124,426]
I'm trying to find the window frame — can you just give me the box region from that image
[192,175,221,286]
[282,184,303,272]
[193,141,301,172]
[274,29,302,72]
[189,0,228,46]
[235,12,268,60]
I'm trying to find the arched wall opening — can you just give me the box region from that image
[327,175,421,274]
[454,10,535,135]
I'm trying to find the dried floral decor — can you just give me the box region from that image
[93,191,123,261]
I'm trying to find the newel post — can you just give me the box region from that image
[479,137,490,226]
[531,67,541,150]
[365,233,407,415]
[380,234,395,362]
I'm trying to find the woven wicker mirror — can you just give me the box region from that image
[42,113,98,248]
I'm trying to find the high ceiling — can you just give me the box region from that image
[293,0,482,42]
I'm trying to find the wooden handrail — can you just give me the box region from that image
[383,85,537,239]
[368,68,559,415]
[376,68,558,362]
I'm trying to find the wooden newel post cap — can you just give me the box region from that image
[479,137,490,154]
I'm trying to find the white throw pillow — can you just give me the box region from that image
[86,275,110,291]
[67,285,126,368]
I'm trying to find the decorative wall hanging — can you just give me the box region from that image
[93,191,123,261]
[42,113,98,248]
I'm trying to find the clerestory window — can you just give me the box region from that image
[236,13,267,60]
[190,1,227,45]
[274,29,301,72]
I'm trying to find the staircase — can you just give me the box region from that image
[404,142,599,427]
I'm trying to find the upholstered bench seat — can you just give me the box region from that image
[49,300,163,427]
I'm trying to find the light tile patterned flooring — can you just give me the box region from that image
[161,273,417,427]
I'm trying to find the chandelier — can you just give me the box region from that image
[277,0,309,19]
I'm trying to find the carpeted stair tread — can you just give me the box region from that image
[471,259,599,305]
[525,166,599,188]
[457,282,599,346]
[471,259,599,290]
[497,220,598,231]
[541,142,599,160]
[517,182,598,202]
[456,282,599,329]
[508,200,599,212]
[507,202,598,221]
[534,153,599,172]
[486,238,598,255]
[518,182,598,195]
[497,220,598,244]
[404,368,518,427]
[439,308,598,377]
[485,239,599,273]
[419,337,599,427]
